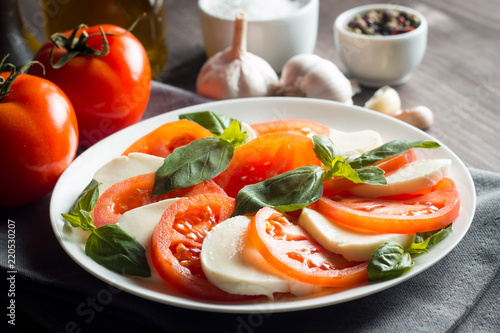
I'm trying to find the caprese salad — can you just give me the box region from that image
[61,111,460,302]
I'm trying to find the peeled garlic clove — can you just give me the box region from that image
[364,86,401,115]
[278,54,354,104]
[393,106,434,130]
[196,13,279,100]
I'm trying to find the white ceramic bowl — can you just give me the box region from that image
[334,4,428,87]
[198,0,319,72]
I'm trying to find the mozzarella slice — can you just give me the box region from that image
[201,216,321,299]
[117,199,179,283]
[241,122,257,141]
[93,153,164,193]
[299,208,413,262]
[329,129,383,159]
[350,159,451,198]
[118,199,178,247]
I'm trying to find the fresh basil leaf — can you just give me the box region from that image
[179,111,239,136]
[425,225,453,247]
[313,135,387,186]
[410,225,453,254]
[233,165,325,216]
[62,209,95,231]
[61,212,82,228]
[405,238,430,255]
[219,119,248,149]
[349,140,441,169]
[68,179,100,214]
[368,240,414,281]
[85,224,151,277]
[332,160,387,186]
[328,157,359,181]
[313,135,341,167]
[369,225,453,280]
[61,179,99,231]
[152,137,234,197]
[354,166,387,186]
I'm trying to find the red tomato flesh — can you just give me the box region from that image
[151,194,253,301]
[214,132,321,197]
[248,207,368,287]
[250,119,331,138]
[315,177,461,234]
[122,119,213,157]
[93,172,226,227]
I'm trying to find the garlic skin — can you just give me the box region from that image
[196,13,279,100]
[393,106,434,130]
[364,86,401,115]
[278,54,354,105]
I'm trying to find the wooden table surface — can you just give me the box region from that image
[160,0,500,173]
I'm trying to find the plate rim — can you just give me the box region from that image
[49,96,476,313]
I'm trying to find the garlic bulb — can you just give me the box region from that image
[364,86,401,115]
[393,106,434,130]
[196,13,279,100]
[277,54,354,105]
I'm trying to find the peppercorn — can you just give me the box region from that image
[346,8,420,36]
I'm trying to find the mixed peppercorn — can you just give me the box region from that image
[346,9,421,35]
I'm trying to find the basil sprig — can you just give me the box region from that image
[62,179,100,232]
[368,225,453,281]
[233,135,380,215]
[349,140,440,169]
[152,119,248,197]
[61,180,151,277]
[233,165,325,216]
[313,135,386,185]
[179,111,241,136]
[86,224,150,277]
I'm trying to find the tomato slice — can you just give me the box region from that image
[214,132,321,197]
[248,207,368,287]
[122,119,213,157]
[93,172,226,227]
[323,149,418,197]
[151,194,252,301]
[315,177,461,234]
[250,119,331,138]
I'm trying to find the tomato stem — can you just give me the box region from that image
[48,24,109,69]
[0,55,44,102]
[47,13,146,69]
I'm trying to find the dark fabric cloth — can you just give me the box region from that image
[1,82,499,333]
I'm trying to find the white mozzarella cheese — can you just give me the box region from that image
[118,199,178,247]
[349,159,451,198]
[117,199,179,283]
[241,122,257,141]
[329,129,383,159]
[241,234,324,297]
[93,153,164,194]
[298,208,413,262]
[201,216,321,299]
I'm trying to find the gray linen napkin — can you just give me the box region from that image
[1,82,499,333]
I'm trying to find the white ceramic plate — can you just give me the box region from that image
[49,97,475,313]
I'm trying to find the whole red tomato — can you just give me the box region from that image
[0,61,79,207]
[30,23,151,148]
